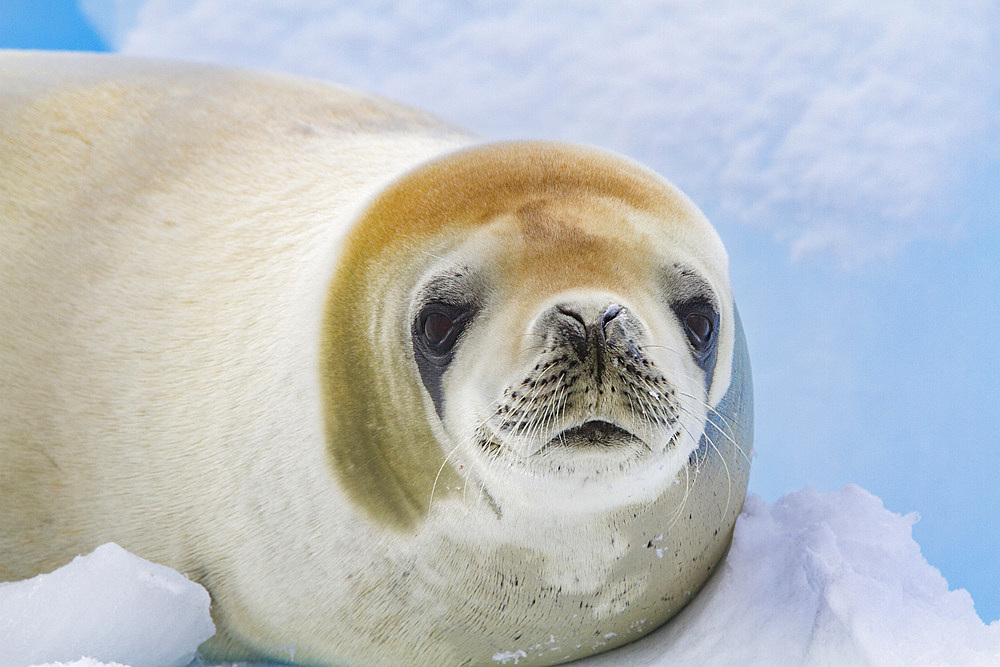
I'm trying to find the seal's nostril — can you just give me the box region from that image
[553,303,626,362]
[556,305,587,328]
[601,304,622,325]
[556,306,589,360]
[599,304,623,339]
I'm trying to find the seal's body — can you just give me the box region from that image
[0,52,752,666]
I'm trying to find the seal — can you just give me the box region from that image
[0,51,752,666]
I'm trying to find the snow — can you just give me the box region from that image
[580,486,1000,666]
[0,543,214,667]
[3,486,996,666]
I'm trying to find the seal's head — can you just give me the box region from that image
[322,141,738,527]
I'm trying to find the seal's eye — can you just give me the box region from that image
[423,312,455,348]
[685,313,713,346]
[412,299,479,418]
[415,303,471,360]
[673,299,718,358]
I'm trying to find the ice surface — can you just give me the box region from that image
[3,487,997,666]
[0,543,214,667]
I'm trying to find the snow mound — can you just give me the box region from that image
[2,487,996,666]
[581,485,1000,666]
[0,543,214,667]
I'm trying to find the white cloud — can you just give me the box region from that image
[79,0,998,265]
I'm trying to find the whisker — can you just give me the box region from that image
[428,437,466,511]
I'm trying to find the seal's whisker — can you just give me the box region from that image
[428,438,467,511]
[663,416,714,531]
[638,352,750,460]
[668,388,751,468]
[665,464,694,531]
[625,366,750,471]
[707,430,735,524]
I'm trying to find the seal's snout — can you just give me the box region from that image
[481,296,684,459]
[555,302,624,360]
[551,301,634,366]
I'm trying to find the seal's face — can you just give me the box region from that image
[323,142,735,527]
[410,193,730,513]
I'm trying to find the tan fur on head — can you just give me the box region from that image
[1,52,751,666]
[322,142,735,528]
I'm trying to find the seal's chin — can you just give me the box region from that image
[539,420,648,452]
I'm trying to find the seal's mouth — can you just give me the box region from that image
[541,419,646,451]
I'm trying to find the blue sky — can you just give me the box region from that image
[3,1,998,623]
[0,0,105,51]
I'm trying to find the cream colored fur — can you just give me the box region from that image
[0,51,472,661]
[0,52,749,666]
